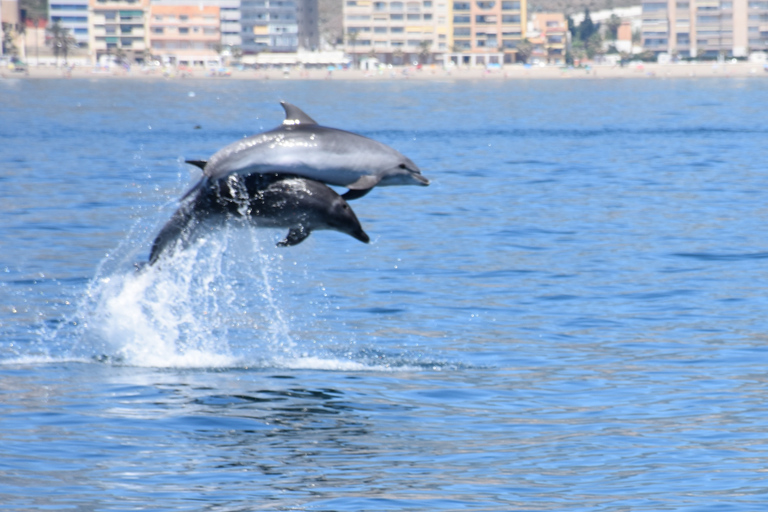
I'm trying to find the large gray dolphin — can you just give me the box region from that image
[186,102,429,200]
[149,173,369,264]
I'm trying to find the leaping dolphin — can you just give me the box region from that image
[149,173,369,264]
[185,102,429,200]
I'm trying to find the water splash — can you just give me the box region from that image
[70,224,301,368]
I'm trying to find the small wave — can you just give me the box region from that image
[672,251,768,261]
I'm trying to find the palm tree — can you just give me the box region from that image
[516,38,533,63]
[114,46,126,66]
[346,30,359,68]
[46,20,76,66]
[418,40,432,65]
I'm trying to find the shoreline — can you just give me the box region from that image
[4,61,768,81]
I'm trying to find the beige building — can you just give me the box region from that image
[149,4,221,67]
[528,12,566,64]
[642,0,768,58]
[1,0,22,58]
[89,0,150,64]
[343,0,452,66]
[445,0,527,65]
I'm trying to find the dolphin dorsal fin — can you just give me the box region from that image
[280,102,318,126]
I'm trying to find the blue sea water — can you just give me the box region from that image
[2,76,768,511]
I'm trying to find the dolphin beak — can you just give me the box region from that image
[352,228,370,244]
[413,173,430,186]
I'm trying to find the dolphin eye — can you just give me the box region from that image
[398,163,407,169]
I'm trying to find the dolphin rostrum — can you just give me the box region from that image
[149,173,369,264]
[186,102,429,200]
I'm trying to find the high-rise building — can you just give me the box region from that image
[151,0,242,48]
[641,0,768,58]
[149,4,221,66]
[88,0,150,63]
[240,0,318,54]
[447,0,526,65]
[50,0,90,48]
[342,0,452,65]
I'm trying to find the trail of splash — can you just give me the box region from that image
[81,235,239,368]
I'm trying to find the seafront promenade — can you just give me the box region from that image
[4,61,768,81]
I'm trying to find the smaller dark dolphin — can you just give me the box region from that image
[149,173,369,264]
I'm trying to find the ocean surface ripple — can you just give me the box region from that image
[2,78,768,511]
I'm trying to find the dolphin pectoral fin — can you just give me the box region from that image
[342,188,373,201]
[185,160,207,170]
[280,102,319,126]
[347,174,381,191]
[277,228,311,247]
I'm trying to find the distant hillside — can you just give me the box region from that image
[317,0,641,47]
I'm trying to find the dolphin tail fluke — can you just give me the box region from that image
[277,227,311,247]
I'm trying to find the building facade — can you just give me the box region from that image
[1,0,22,57]
[88,0,150,63]
[150,0,242,48]
[240,0,317,53]
[642,0,768,58]
[528,12,566,64]
[448,0,526,64]
[50,0,90,48]
[342,0,452,65]
[149,4,221,66]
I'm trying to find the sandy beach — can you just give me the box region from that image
[4,61,768,81]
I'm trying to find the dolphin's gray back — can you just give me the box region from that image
[204,125,403,189]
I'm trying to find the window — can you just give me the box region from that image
[476,1,495,8]
[454,15,470,22]
[453,2,470,10]
[501,1,519,8]
[179,27,189,34]
[391,1,404,10]
[152,27,164,34]
[180,15,189,21]
[407,13,420,20]
[502,14,520,23]
[391,14,403,20]
[454,27,471,35]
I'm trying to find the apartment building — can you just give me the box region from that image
[50,0,90,48]
[150,0,242,48]
[528,12,566,64]
[240,0,318,54]
[642,0,768,58]
[342,0,452,65]
[149,4,221,66]
[447,0,527,65]
[1,0,22,57]
[88,0,150,63]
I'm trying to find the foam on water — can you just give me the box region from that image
[55,224,424,372]
[65,224,298,368]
